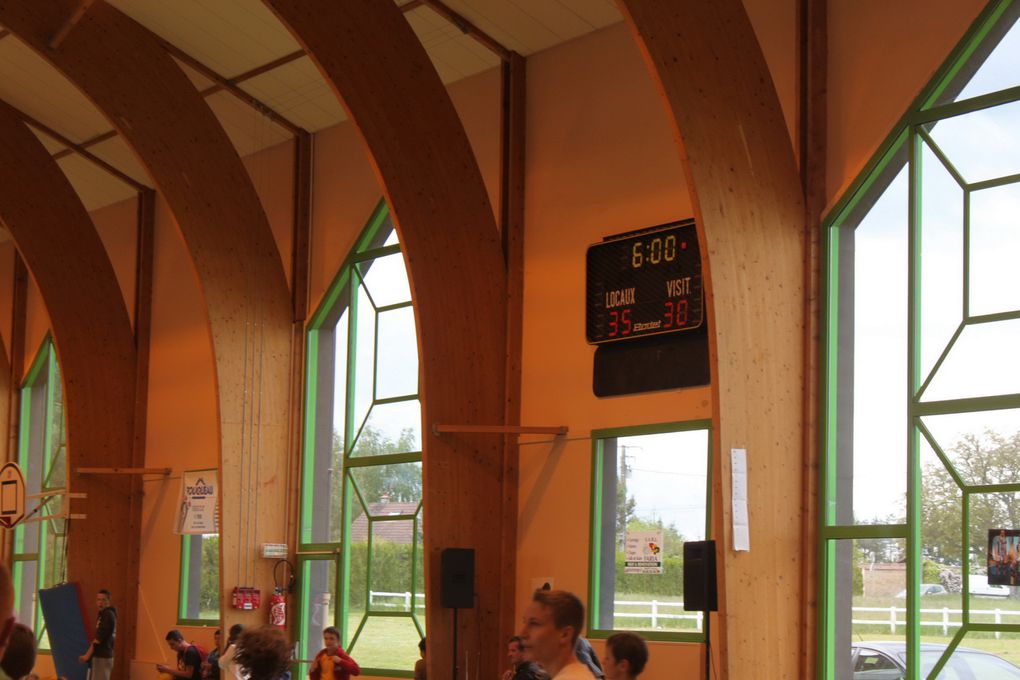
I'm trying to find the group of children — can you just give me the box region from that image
[312,589,648,680]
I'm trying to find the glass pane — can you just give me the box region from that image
[969,183,1020,317]
[971,491,1020,594]
[350,463,422,511]
[928,99,1020,186]
[595,429,708,634]
[368,520,414,613]
[382,224,400,247]
[948,631,1020,675]
[849,169,909,525]
[358,253,411,308]
[413,507,425,624]
[333,312,349,449]
[347,492,370,626]
[919,437,963,648]
[12,560,37,626]
[921,409,1020,486]
[918,139,964,388]
[180,534,219,620]
[836,538,906,680]
[301,559,338,663]
[375,307,418,400]
[923,319,1020,401]
[350,282,376,449]
[352,401,421,458]
[953,17,1020,103]
[349,616,421,672]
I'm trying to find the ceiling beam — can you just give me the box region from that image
[402,0,511,61]
[197,48,305,97]
[15,106,147,191]
[156,36,304,136]
[261,3,508,680]
[48,0,95,49]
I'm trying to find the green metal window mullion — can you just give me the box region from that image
[178,533,193,620]
[968,171,1020,192]
[339,474,354,645]
[905,127,923,679]
[344,272,361,458]
[587,439,604,628]
[962,189,971,320]
[962,490,972,626]
[300,330,320,546]
[41,353,58,491]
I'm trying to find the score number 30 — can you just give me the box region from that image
[606,300,690,338]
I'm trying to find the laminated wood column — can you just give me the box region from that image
[262,2,507,679]
[0,102,136,668]
[615,1,806,677]
[0,0,293,646]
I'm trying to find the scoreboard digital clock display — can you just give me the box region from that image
[586,220,703,344]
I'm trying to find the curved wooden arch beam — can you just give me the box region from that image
[0,100,137,661]
[616,0,807,676]
[0,0,293,638]
[261,1,508,677]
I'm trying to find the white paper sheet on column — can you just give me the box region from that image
[731,448,750,551]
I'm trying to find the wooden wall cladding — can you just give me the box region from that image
[0,0,294,647]
[262,2,509,678]
[616,0,807,676]
[0,100,137,673]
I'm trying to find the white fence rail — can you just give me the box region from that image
[852,606,1020,638]
[367,593,702,628]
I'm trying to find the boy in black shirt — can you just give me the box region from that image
[158,630,203,680]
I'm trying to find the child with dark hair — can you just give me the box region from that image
[219,624,245,680]
[235,626,291,680]
[308,627,359,680]
[600,633,648,680]
[413,637,426,680]
[1,623,37,680]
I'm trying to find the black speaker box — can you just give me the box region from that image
[441,548,475,608]
[683,540,718,612]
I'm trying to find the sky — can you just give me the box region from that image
[849,17,1020,523]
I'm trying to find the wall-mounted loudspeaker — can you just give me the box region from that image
[682,540,718,612]
[441,548,475,609]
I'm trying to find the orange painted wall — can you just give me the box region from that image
[825,0,987,207]
[518,21,707,671]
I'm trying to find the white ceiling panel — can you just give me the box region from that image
[88,137,152,187]
[0,36,111,142]
[239,57,347,132]
[107,0,300,78]
[56,153,139,213]
[406,8,501,83]
[204,90,293,158]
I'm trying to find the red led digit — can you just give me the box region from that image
[676,299,688,326]
[608,310,619,337]
[621,308,632,335]
[663,301,674,329]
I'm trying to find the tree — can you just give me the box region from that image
[616,453,636,549]
[921,429,1020,568]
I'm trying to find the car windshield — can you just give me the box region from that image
[898,650,1020,678]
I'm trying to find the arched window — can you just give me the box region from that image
[298,202,424,675]
[11,337,67,650]
[822,3,1020,677]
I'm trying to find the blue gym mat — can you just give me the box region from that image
[39,583,91,680]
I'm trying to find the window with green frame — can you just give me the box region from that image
[588,421,711,641]
[178,498,220,625]
[298,201,423,677]
[12,337,68,651]
[821,3,1020,677]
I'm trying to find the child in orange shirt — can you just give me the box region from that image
[309,628,360,680]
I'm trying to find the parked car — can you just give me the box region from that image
[894,583,947,598]
[852,641,1020,678]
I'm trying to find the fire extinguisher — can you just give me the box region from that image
[271,559,295,628]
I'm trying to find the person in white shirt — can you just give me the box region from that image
[518,590,595,680]
[218,624,245,680]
